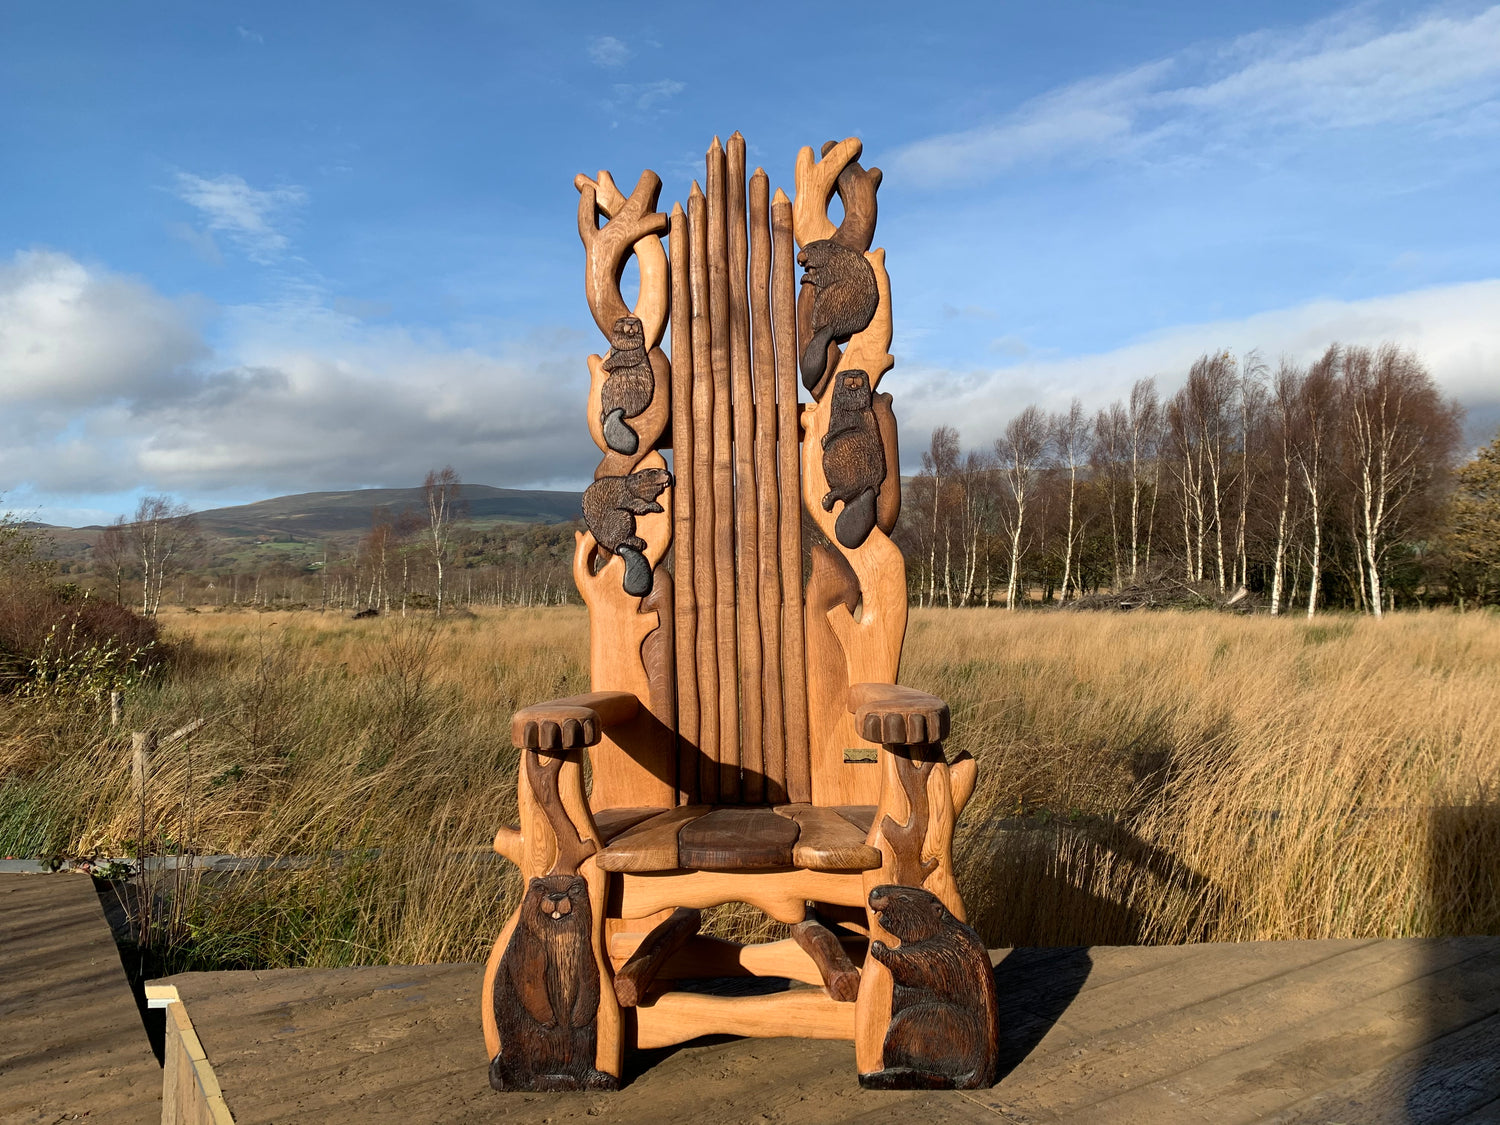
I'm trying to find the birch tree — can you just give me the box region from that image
[128,496,197,615]
[997,406,1048,610]
[1049,399,1090,602]
[424,466,464,617]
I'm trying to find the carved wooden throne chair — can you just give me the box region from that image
[482,133,998,1092]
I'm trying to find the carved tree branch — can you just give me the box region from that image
[524,750,599,878]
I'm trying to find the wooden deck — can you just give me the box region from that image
[0,873,161,1125]
[152,935,1500,1124]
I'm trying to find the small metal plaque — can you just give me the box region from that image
[842,747,878,764]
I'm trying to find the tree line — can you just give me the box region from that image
[896,342,1487,614]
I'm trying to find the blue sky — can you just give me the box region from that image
[3,1,1498,525]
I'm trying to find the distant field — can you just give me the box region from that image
[1,606,1495,969]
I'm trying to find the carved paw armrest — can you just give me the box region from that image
[511,691,640,750]
[848,683,950,745]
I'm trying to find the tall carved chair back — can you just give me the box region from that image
[484,133,997,1094]
[574,134,904,813]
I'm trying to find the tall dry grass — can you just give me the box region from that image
[1,605,1495,968]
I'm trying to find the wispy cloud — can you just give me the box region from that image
[588,35,630,67]
[235,25,264,45]
[607,79,684,116]
[172,172,306,264]
[896,4,1500,184]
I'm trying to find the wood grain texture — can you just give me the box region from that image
[617,867,864,923]
[706,137,740,800]
[668,202,698,804]
[596,805,708,873]
[677,806,800,871]
[771,187,811,803]
[687,182,719,795]
[612,907,701,1007]
[634,988,856,1050]
[774,804,882,871]
[640,565,675,730]
[847,683,950,745]
[791,138,863,249]
[749,166,785,805]
[727,132,763,800]
[804,542,878,807]
[511,691,640,750]
[792,915,862,1002]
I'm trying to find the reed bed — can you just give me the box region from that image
[1,605,1495,970]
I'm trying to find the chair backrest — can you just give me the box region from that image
[574,134,907,813]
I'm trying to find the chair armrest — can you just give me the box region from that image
[847,683,950,745]
[511,691,640,750]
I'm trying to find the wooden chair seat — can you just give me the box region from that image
[592,804,882,873]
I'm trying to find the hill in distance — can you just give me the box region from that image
[32,484,584,561]
[190,484,583,540]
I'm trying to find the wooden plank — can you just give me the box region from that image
[634,987,856,1049]
[668,200,698,805]
[687,181,719,798]
[998,937,1484,1122]
[727,131,762,801]
[749,165,786,804]
[706,136,739,801]
[836,805,876,835]
[771,186,811,803]
[677,806,800,871]
[775,804,881,871]
[592,806,664,842]
[596,805,709,872]
[613,908,702,1007]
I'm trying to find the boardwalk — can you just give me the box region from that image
[155,935,1500,1124]
[0,873,161,1125]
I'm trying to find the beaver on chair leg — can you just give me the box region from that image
[861,884,998,1090]
[489,874,618,1092]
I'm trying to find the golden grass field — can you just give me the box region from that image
[2,605,1496,969]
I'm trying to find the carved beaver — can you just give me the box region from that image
[581,466,671,596]
[862,884,998,1091]
[821,370,887,549]
[489,874,617,1092]
[599,315,654,455]
[798,239,878,395]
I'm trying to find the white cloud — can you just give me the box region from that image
[0,252,595,509]
[895,278,1500,458]
[0,250,207,407]
[235,25,264,45]
[604,79,685,123]
[588,35,630,67]
[172,172,307,264]
[895,4,1500,184]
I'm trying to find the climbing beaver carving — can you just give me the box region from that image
[822,370,888,549]
[489,874,617,1092]
[862,884,998,1090]
[798,239,878,396]
[599,315,654,455]
[581,466,671,597]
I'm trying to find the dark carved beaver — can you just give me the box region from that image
[581,466,671,597]
[489,874,617,1092]
[862,884,998,1090]
[821,370,887,549]
[798,239,878,395]
[599,315,654,455]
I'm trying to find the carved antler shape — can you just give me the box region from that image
[524,750,599,878]
[792,136,863,247]
[879,753,939,888]
[576,169,670,349]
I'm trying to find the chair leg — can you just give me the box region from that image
[485,748,621,1092]
[855,741,999,1090]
